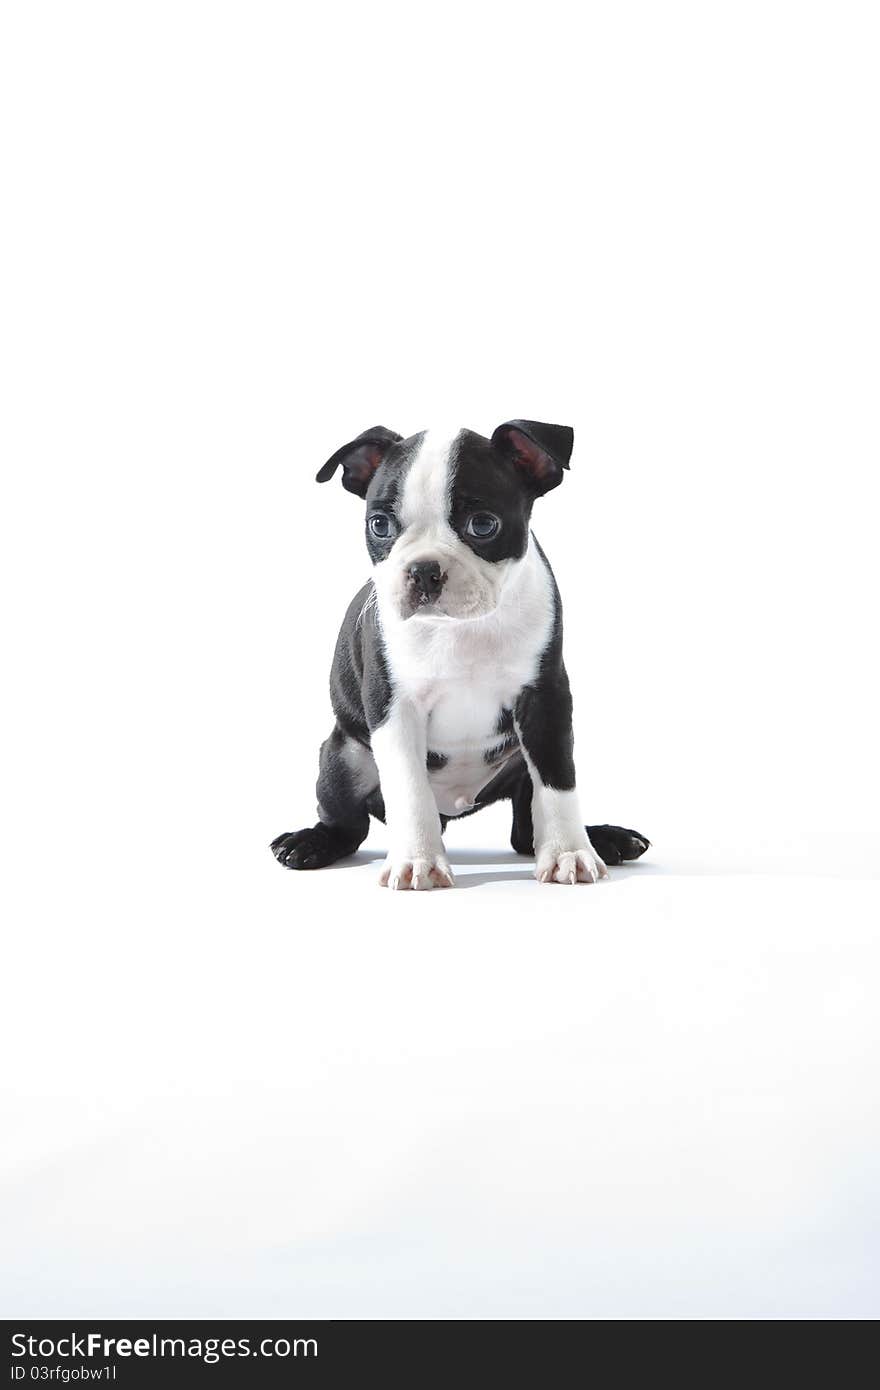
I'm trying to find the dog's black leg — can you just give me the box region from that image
[271,726,374,870]
[509,769,535,855]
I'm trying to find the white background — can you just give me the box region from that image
[2,1,879,1318]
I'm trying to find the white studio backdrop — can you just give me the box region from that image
[1,0,879,1320]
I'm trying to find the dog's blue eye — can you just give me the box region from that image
[369,513,393,538]
[466,512,501,539]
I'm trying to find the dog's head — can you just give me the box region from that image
[316,421,573,621]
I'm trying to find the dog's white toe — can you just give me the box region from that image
[379,853,454,891]
[535,846,607,885]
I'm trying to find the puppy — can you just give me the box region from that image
[271,421,648,889]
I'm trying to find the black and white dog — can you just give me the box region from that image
[271,421,648,890]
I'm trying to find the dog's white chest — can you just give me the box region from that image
[425,679,518,815]
[377,536,556,817]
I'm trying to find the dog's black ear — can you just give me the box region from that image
[316,426,403,497]
[491,419,574,495]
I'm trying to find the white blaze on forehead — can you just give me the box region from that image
[399,429,460,531]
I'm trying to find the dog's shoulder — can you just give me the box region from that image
[330,582,392,738]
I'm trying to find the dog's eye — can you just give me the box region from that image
[466,512,501,540]
[368,513,393,539]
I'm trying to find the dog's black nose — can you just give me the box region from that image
[408,560,445,599]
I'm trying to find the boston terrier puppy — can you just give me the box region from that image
[271,421,649,890]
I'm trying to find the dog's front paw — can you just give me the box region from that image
[379,852,455,891]
[535,843,608,885]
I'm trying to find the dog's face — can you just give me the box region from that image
[317,421,573,621]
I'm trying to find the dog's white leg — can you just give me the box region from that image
[531,777,608,885]
[517,739,608,887]
[370,700,454,891]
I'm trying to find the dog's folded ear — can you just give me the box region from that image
[316,426,403,497]
[491,419,574,495]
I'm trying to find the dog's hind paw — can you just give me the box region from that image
[270,824,358,870]
[584,824,650,866]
